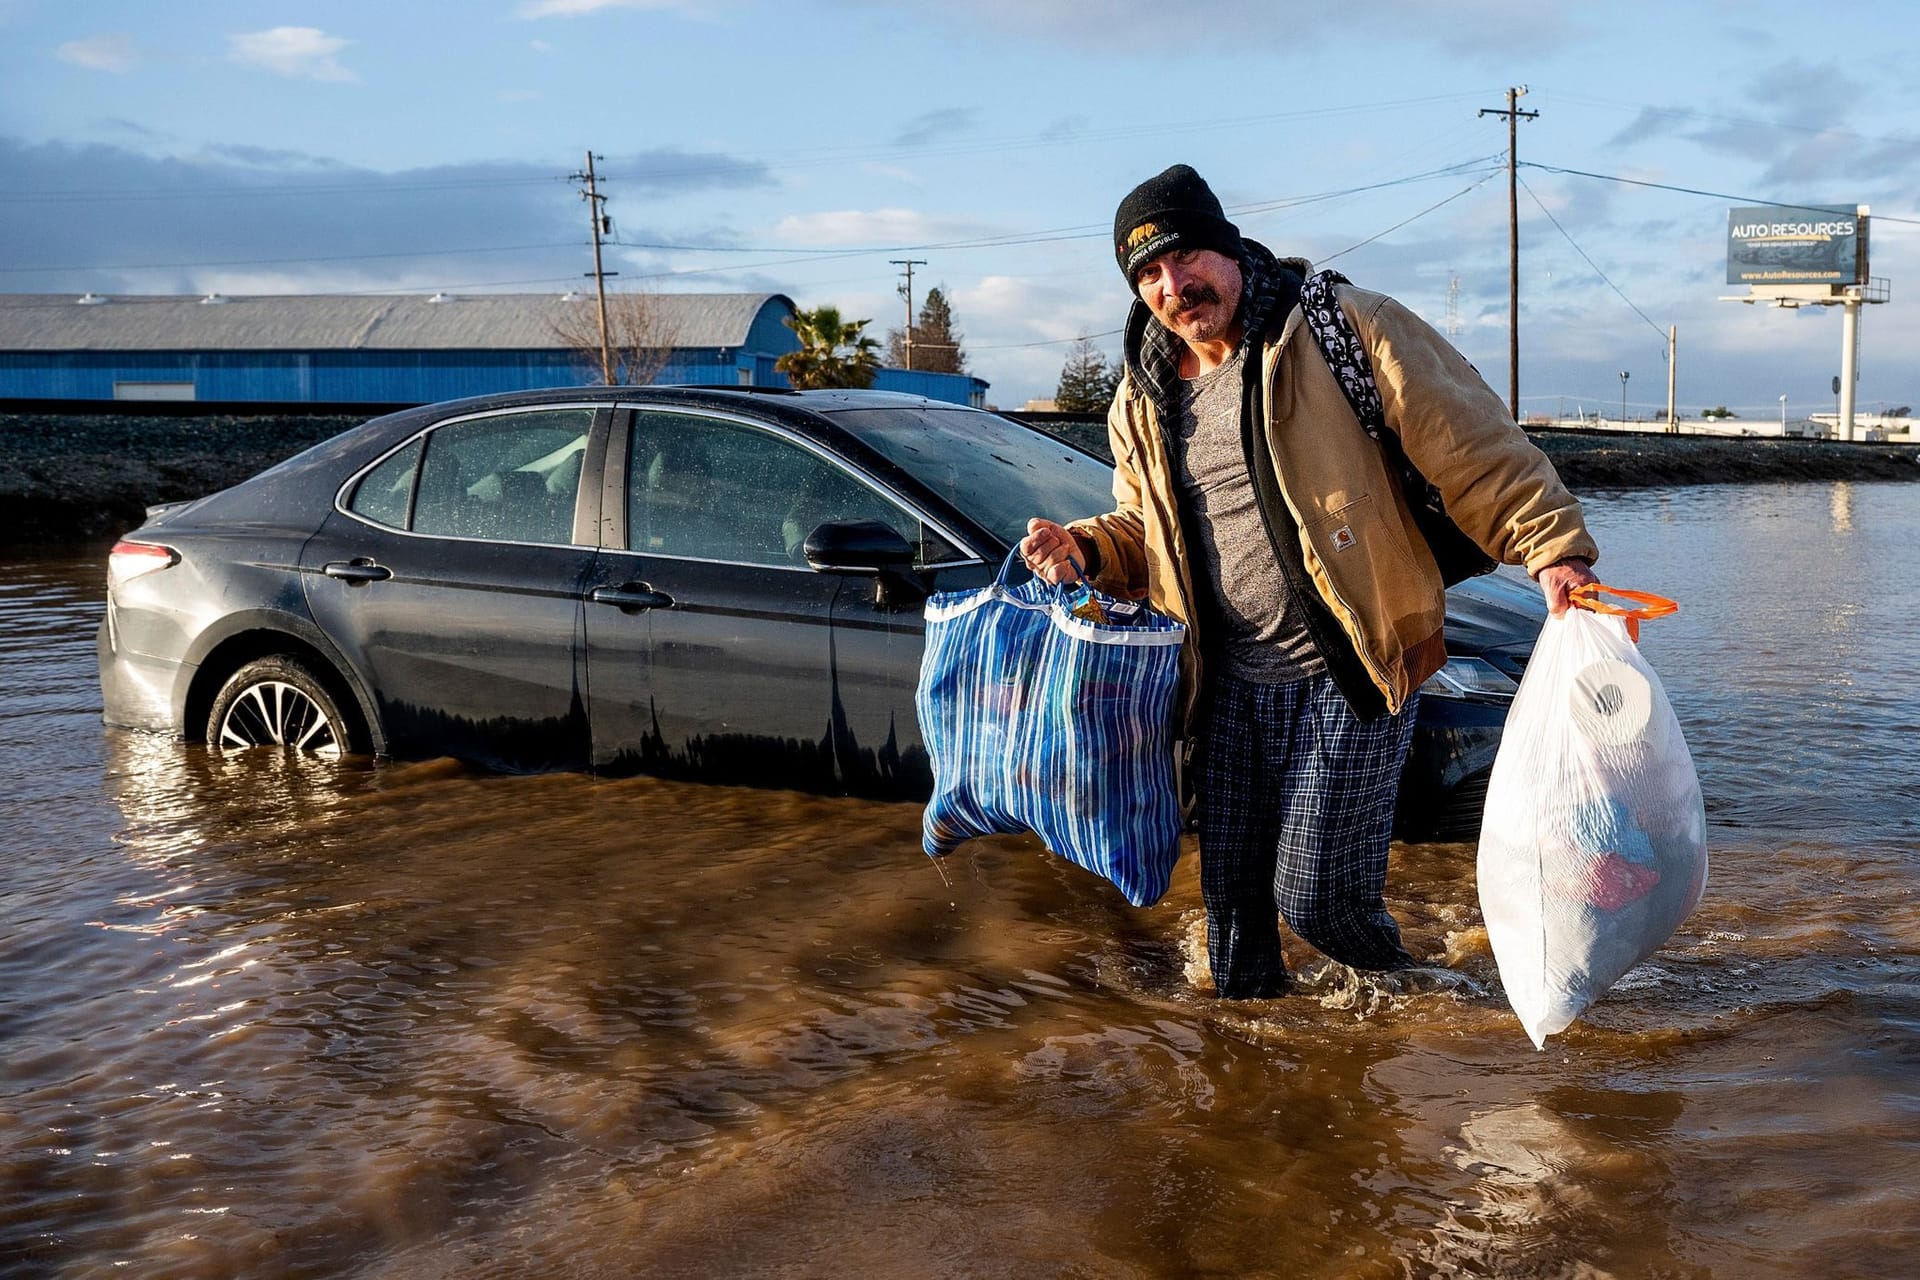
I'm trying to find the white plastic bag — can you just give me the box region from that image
[1477,598,1707,1048]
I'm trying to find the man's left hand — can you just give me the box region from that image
[1537,557,1600,616]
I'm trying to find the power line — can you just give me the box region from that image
[610,156,1505,256]
[1520,162,1920,225]
[1540,90,1920,149]
[0,274,589,304]
[1517,174,1668,345]
[1231,155,1503,220]
[0,92,1501,206]
[972,328,1123,352]
[603,156,1505,260]
[0,175,573,204]
[1317,176,1496,264]
[0,242,584,274]
[973,179,1500,353]
[3,154,1507,283]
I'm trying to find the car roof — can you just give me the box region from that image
[370,383,963,427]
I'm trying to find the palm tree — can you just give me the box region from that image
[776,306,881,390]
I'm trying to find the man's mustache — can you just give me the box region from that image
[1171,284,1222,314]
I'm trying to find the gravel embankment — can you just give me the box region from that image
[2,411,368,546]
[1036,417,1920,489]
[3,409,1916,549]
[1530,429,1920,488]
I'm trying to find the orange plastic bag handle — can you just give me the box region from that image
[1569,583,1678,621]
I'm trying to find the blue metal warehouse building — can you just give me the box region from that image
[0,291,988,407]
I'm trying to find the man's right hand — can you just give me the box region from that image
[1019,518,1085,585]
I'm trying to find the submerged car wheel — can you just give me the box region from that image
[207,657,355,759]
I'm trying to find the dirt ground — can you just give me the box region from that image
[3,408,1916,549]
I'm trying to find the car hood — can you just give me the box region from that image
[1442,572,1547,653]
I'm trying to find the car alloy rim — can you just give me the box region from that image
[216,681,344,759]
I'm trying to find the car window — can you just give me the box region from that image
[348,436,421,529]
[828,406,1115,549]
[409,409,594,544]
[626,410,962,567]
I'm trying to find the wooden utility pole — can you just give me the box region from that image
[1480,87,1538,423]
[570,151,617,384]
[891,258,926,370]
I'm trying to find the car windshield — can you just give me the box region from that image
[829,407,1114,548]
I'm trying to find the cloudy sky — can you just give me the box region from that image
[3,0,1915,414]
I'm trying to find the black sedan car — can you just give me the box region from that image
[98,387,1541,839]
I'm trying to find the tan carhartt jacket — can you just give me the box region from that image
[1068,274,1597,733]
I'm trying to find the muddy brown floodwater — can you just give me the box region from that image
[3,481,1917,1278]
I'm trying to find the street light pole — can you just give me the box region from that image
[1619,370,1629,425]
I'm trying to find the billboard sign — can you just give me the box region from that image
[1727,204,1867,287]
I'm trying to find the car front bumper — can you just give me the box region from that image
[1398,697,1507,842]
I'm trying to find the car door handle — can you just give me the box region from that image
[589,583,673,611]
[322,559,392,583]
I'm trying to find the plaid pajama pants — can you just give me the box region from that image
[1197,671,1419,997]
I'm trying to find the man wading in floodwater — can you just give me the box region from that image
[1020,165,1601,998]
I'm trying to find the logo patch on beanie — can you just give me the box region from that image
[1126,222,1162,252]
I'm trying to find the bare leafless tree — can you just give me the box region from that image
[550,291,687,386]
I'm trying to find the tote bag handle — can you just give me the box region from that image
[1000,548,1089,596]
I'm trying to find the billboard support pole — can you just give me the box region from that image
[1839,291,1860,443]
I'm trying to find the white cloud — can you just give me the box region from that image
[949,274,1129,406]
[857,161,920,186]
[228,27,357,82]
[960,275,1116,346]
[499,89,543,103]
[530,38,553,52]
[57,33,138,72]
[517,0,705,17]
[770,207,998,248]
[839,0,1576,57]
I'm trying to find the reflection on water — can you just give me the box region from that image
[4,482,1919,1278]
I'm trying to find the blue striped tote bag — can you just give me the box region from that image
[915,552,1186,906]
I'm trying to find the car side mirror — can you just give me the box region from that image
[802,520,925,609]
[802,520,915,574]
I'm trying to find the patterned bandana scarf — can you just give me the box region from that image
[1124,238,1301,428]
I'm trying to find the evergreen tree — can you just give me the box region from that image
[1055,338,1121,413]
[912,286,966,374]
[776,306,881,390]
[884,285,967,374]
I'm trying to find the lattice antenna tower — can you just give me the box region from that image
[1445,273,1462,338]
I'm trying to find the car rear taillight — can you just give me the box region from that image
[108,540,178,587]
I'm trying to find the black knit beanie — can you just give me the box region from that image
[1113,164,1244,288]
